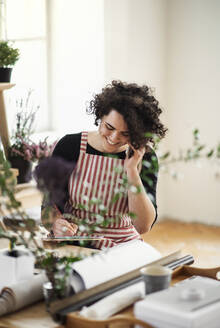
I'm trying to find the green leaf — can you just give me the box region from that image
[207,149,214,158]
[196,145,205,152]
[193,128,199,139]
[112,193,120,203]
[142,160,151,168]
[160,152,170,160]
[128,212,137,219]
[144,132,153,138]
[142,176,153,187]
[217,144,220,158]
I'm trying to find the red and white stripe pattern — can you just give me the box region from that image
[67,132,140,249]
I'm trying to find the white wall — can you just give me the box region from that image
[104,0,167,98]
[163,0,220,224]
[104,0,168,217]
[103,0,220,225]
[50,0,104,135]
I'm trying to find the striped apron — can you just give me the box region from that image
[65,131,140,249]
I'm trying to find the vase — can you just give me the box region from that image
[43,266,73,313]
[0,67,12,82]
[8,155,33,184]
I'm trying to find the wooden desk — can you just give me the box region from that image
[1,266,219,328]
[0,302,60,328]
[64,266,220,328]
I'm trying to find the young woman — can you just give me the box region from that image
[41,80,167,249]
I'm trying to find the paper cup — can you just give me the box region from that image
[140,265,172,295]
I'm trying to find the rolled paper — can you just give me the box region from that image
[0,272,48,316]
[0,288,15,316]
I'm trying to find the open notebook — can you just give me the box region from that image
[71,239,161,291]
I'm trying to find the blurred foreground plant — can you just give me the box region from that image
[0,150,83,298]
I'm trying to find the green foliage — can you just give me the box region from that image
[0,41,20,67]
[0,150,83,297]
[0,151,21,210]
[217,144,220,158]
[36,252,82,299]
[207,149,214,158]
[156,128,220,180]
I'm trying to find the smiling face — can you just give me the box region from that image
[99,110,130,153]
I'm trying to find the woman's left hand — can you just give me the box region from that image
[124,145,145,173]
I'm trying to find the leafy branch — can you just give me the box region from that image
[158,129,220,178]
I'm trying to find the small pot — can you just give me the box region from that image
[0,67,12,82]
[43,266,73,313]
[8,155,33,184]
[0,249,35,290]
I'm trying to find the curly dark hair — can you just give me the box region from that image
[87,80,167,149]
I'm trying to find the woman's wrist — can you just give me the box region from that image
[126,167,140,183]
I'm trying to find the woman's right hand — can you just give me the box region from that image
[52,218,78,237]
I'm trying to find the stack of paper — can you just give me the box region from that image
[134,276,220,328]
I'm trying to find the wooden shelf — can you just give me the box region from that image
[0,83,15,158]
[0,83,15,91]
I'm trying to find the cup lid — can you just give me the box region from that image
[140,265,172,276]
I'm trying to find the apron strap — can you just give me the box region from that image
[80,131,88,153]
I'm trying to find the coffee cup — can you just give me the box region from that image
[140,265,172,295]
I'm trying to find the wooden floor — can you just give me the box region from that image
[142,219,220,268]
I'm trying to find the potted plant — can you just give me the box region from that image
[10,137,57,164]
[0,40,20,82]
[9,135,57,183]
[8,90,38,183]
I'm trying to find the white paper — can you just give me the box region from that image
[72,240,161,289]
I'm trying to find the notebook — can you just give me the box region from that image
[134,276,220,328]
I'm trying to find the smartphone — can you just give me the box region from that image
[127,147,134,158]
